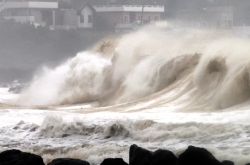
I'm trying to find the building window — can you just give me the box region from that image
[124,15,129,23]
[80,15,84,23]
[88,15,92,23]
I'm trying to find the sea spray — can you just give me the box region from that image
[193,38,250,109]
[18,26,250,110]
[18,52,111,105]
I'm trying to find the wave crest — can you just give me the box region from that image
[18,27,250,111]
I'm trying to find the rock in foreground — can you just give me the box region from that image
[47,158,90,165]
[100,158,128,165]
[0,149,44,165]
[177,146,222,165]
[129,144,177,165]
[1,145,249,165]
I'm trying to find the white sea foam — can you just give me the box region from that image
[18,53,111,105]
[0,108,250,165]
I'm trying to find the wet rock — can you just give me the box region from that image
[0,149,44,165]
[47,158,90,165]
[177,146,222,165]
[148,149,177,165]
[222,160,234,165]
[100,158,128,165]
[129,144,177,165]
[129,144,153,165]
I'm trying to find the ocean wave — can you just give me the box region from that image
[17,26,250,111]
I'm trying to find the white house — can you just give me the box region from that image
[77,4,95,28]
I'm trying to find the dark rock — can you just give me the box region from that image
[177,146,223,165]
[129,144,177,165]
[0,149,44,165]
[0,150,21,162]
[222,160,234,165]
[148,149,177,165]
[47,158,90,165]
[129,144,153,165]
[100,158,128,165]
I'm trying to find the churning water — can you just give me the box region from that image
[1,26,250,165]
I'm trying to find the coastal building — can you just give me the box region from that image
[0,1,164,31]
[93,5,165,32]
[0,1,58,27]
[77,4,95,28]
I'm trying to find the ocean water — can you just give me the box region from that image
[1,26,250,165]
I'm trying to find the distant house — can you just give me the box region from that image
[0,2,165,31]
[77,4,95,28]
[93,5,165,32]
[0,1,58,27]
[68,4,165,31]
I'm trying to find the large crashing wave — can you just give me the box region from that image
[18,26,250,110]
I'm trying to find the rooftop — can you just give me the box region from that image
[0,1,58,10]
[93,5,164,12]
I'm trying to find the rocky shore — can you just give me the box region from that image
[0,144,248,165]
